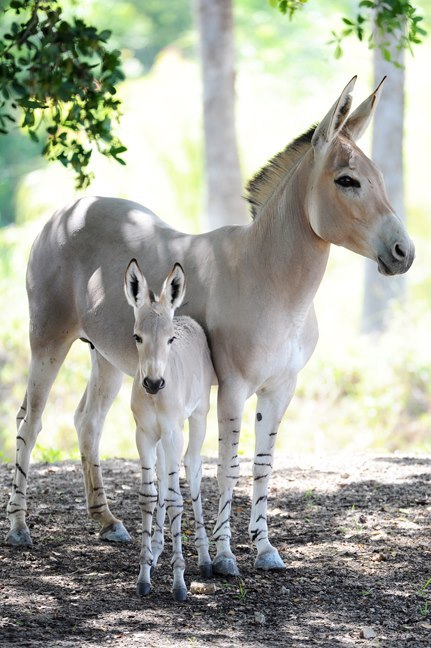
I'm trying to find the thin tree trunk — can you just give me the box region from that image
[195,0,248,230]
[361,27,406,333]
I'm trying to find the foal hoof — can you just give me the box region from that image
[137,581,152,597]
[5,528,32,547]
[199,562,213,579]
[173,586,188,602]
[213,554,240,577]
[255,549,286,571]
[100,522,132,543]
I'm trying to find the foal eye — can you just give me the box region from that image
[168,336,176,345]
[133,334,143,344]
[335,175,361,189]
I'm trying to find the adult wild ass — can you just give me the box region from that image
[125,260,213,601]
[7,77,414,577]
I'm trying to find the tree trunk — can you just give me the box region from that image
[195,0,249,230]
[361,27,406,333]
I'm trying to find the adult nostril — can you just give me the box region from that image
[392,242,406,261]
[159,378,165,390]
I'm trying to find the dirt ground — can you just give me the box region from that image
[1,454,431,647]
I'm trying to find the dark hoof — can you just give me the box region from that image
[255,549,286,571]
[173,586,187,602]
[137,581,152,597]
[100,522,132,543]
[199,562,213,579]
[5,528,32,547]
[212,555,239,577]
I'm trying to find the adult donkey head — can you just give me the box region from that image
[306,76,414,275]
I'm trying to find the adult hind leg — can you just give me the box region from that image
[74,348,130,542]
[6,339,73,546]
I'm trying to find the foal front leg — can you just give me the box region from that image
[135,426,158,597]
[163,427,187,602]
[212,382,247,577]
[151,442,167,569]
[249,379,296,570]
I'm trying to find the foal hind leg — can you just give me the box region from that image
[184,409,212,577]
[6,340,73,546]
[74,349,129,542]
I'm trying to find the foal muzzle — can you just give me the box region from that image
[142,377,165,394]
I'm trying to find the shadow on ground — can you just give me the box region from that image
[1,454,430,647]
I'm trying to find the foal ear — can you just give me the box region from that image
[343,77,385,141]
[160,263,186,313]
[312,76,357,150]
[124,259,151,309]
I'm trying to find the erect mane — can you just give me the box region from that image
[245,125,316,220]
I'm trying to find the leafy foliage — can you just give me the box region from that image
[330,0,427,61]
[267,0,309,19]
[0,0,126,188]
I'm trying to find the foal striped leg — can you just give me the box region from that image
[249,381,297,570]
[184,411,212,577]
[163,427,187,602]
[135,426,158,597]
[151,442,167,568]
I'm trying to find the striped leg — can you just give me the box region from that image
[135,426,158,597]
[6,341,72,546]
[74,350,129,542]
[163,427,187,602]
[184,410,212,578]
[249,379,297,570]
[151,442,167,569]
[212,382,247,576]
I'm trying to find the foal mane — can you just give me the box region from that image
[245,125,315,220]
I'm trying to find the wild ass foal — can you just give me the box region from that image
[124,260,213,601]
[7,78,414,578]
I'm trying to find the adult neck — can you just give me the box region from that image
[245,149,331,309]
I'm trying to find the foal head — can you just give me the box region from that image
[124,260,186,395]
[307,76,414,275]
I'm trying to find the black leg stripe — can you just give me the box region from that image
[15,463,27,479]
[213,517,229,534]
[254,473,270,481]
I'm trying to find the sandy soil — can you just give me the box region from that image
[1,454,431,647]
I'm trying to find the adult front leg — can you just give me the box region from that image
[212,381,247,577]
[250,378,297,571]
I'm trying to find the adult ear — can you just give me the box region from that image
[124,259,151,309]
[343,77,385,141]
[160,263,186,313]
[312,76,357,151]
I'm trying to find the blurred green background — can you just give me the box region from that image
[1,0,431,463]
